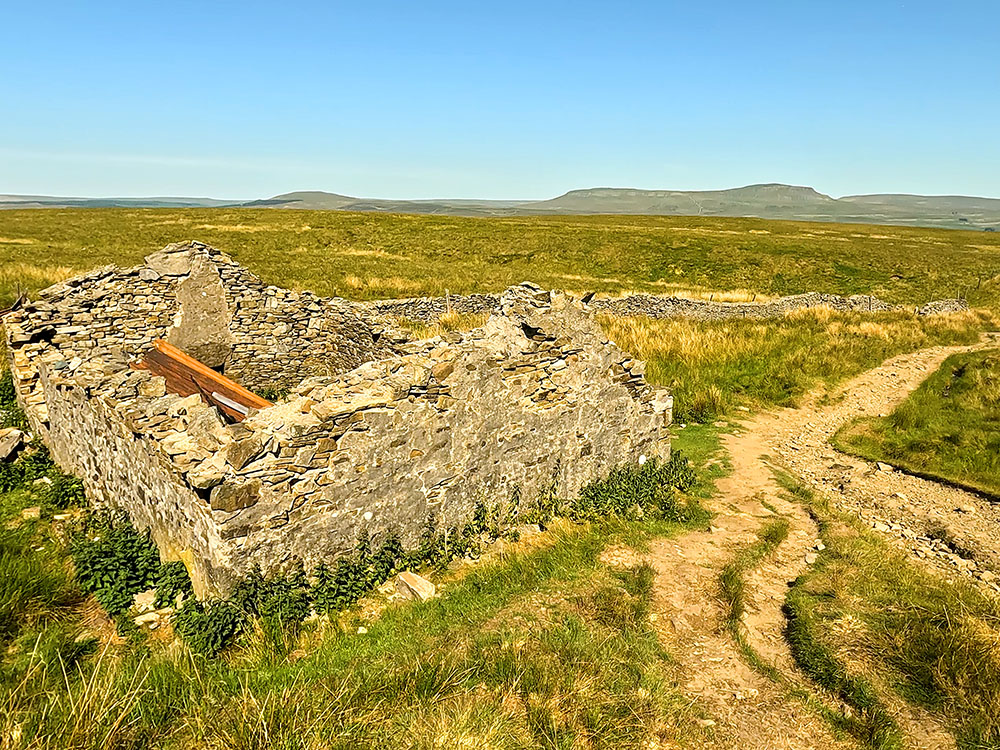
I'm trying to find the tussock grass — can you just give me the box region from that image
[390,311,489,339]
[0,262,75,302]
[1,208,999,308]
[1,520,705,749]
[0,376,83,647]
[0,516,81,644]
[612,286,778,302]
[718,516,790,684]
[776,472,1000,749]
[602,308,992,422]
[835,349,1000,497]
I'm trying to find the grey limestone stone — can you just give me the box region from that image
[210,480,261,513]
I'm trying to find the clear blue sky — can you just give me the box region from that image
[3,1,998,200]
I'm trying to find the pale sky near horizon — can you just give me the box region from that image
[3,0,999,200]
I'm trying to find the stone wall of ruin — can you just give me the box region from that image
[32,366,229,595]
[5,246,671,597]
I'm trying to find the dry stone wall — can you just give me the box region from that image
[589,291,900,319]
[369,290,967,323]
[914,298,970,316]
[4,244,671,596]
[370,293,500,322]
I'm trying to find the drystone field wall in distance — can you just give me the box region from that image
[4,243,671,597]
[369,291,968,324]
[370,293,501,322]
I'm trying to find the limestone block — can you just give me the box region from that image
[144,247,194,276]
[187,407,230,452]
[0,428,26,461]
[165,255,234,368]
[210,480,261,512]
[187,454,228,489]
[132,588,157,613]
[396,571,436,602]
[226,435,264,470]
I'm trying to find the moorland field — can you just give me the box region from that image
[2,208,999,749]
[2,208,1000,307]
[5,208,998,425]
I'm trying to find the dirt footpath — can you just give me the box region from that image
[633,340,999,749]
[767,340,1000,591]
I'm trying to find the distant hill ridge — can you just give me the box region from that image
[3,183,999,230]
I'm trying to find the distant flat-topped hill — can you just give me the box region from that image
[526,184,837,216]
[3,183,999,230]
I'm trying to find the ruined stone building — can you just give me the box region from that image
[4,242,672,596]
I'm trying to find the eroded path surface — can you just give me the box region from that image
[630,340,999,749]
[770,342,1000,591]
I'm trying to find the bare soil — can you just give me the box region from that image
[617,340,1000,748]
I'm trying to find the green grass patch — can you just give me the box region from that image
[0,373,86,646]
[2,517,708,749]
[670,422,731,499]
[834,349,1000,498]
[719,517,790,682]
[0,509,81,645]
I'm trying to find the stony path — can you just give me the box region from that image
[770,340,1000,592]
[629,340,999,748]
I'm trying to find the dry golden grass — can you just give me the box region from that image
[601,308,991,421]
[341,275,427,295]
[333,247,408,260]
[0,263,76,299]
[391,311,490,339]
[610,286,776,303]
[191,223,276,233]
[1,643,151,750]
[784,304,838,323]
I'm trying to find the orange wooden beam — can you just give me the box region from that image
[132,339,272,421]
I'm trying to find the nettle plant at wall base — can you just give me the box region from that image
[573,453,697,522]
[69,511,163,617]
[68,452,699,657]
[69,511,194,636]
[517,453,698,525]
